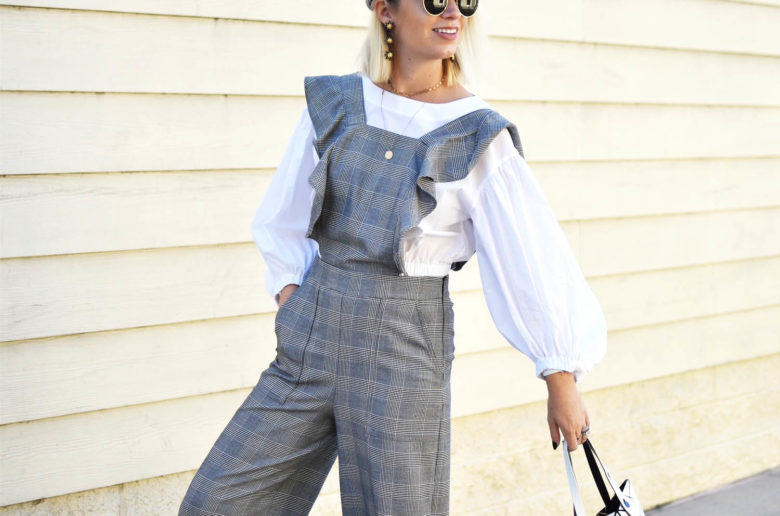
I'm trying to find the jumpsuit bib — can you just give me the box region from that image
[179,72,524,516]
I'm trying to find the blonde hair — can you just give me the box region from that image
[358,1,484,89]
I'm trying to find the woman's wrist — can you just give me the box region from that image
[544,370,576,390]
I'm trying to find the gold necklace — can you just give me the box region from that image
[388,74,445,98]
[380,88,426,160]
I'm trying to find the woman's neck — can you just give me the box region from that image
[382,59,470,103]
[389,59,445,96]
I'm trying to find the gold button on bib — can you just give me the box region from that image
[385,150,393,160]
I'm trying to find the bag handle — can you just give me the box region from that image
[583,439,632,508]
[562,438,632,516]
[562,439,587,516]
[584,440,611,506]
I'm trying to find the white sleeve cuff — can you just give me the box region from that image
[535,357,585,383]
[267,271,305,304]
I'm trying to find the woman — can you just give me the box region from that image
[180,0,607,514]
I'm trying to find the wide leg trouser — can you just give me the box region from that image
[179,258,455,516]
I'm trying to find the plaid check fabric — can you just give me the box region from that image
[179,258,454,515]
[304,72,524,275]
[179,72,524,515]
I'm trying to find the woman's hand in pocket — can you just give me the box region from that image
[276,284,299,308]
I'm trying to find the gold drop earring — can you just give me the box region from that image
[384,21,394,60]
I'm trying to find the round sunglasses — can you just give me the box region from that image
[424,0,479,17]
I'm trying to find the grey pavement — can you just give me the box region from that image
[646,466,780,515]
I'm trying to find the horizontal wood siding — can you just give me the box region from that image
[2,160,779,258]
[1,0,778,510]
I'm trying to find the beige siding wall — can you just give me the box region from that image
[1,1,778,513]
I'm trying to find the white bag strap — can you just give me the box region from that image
[562,439,587,516]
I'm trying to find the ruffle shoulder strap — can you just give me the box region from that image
[303,74,355,158]
[419,109,524,183]
[303,73,364,240]
[399,108,525,272]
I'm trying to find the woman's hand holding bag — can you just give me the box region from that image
[546,371,591,451]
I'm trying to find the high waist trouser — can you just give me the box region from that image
[179,257,455,516]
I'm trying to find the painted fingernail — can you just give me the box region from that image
[552,440,558,450]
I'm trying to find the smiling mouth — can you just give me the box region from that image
[433,28,458,34]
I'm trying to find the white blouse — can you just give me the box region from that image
[251,72,607,382]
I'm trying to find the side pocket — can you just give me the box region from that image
[441,298,455,375]
[294,286,320,387]
[272,284,319,402]
[274,285,303,348]
[414,299,451,379]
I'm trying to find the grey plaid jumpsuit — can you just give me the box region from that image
[179,72,524,516]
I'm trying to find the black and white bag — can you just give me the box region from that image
[562,438,645,515]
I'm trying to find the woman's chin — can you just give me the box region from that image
[426,51,458,62]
